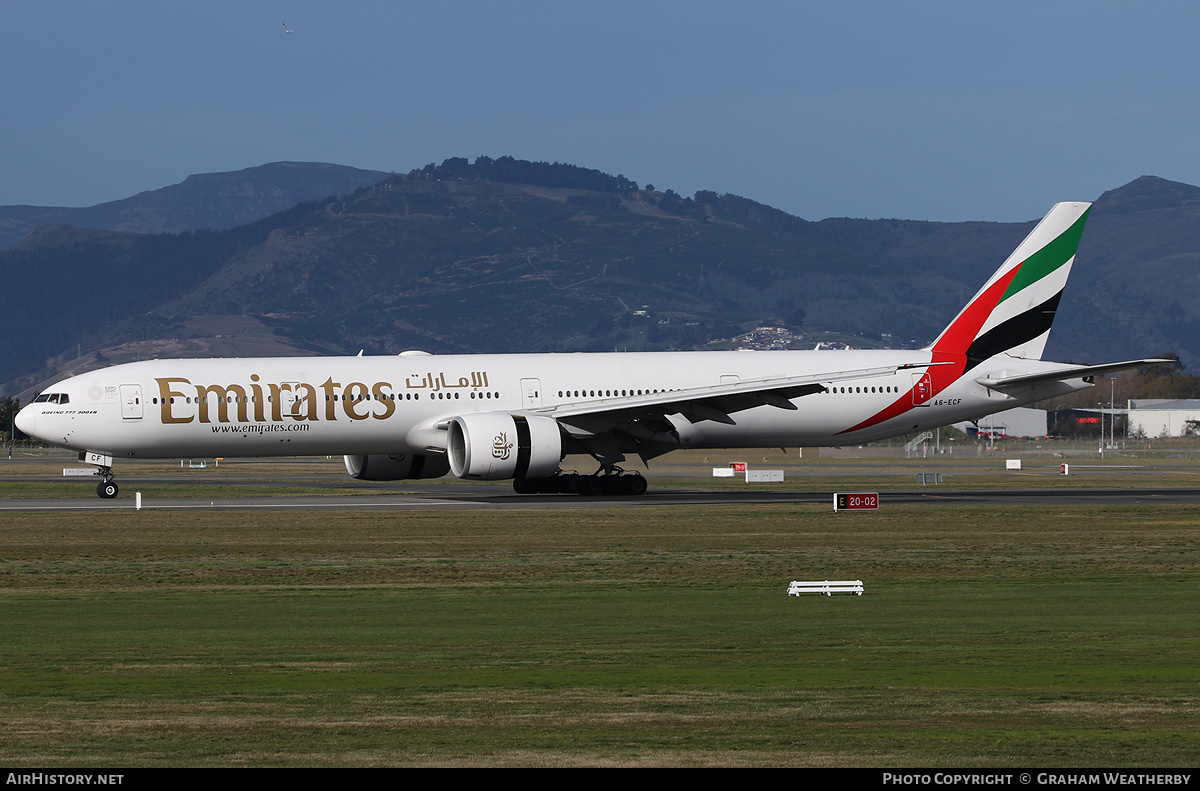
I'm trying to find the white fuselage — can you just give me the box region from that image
[16,349,1085,461]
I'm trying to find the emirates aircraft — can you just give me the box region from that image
[16,201,1163,498]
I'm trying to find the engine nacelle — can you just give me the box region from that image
[447,413,563,480]
[344,453,450,481]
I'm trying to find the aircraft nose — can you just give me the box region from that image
[14,405,36,439]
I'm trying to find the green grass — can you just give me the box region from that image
[1,504,1199,766]
[6,445,1200,498]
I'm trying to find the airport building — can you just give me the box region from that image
[1046,408,1125,439]
[953,407,1048,439]
[1126,399,1200,438]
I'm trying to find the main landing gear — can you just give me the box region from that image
[512,468,648,496]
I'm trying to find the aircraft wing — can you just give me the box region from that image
[531,360,949,436]
[974,358,1172,390]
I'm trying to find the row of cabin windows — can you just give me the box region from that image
[554,385,900,399]
[44,386,901,407]
[152,391,502,405]
[557,388,675,399]
[824,385,900,394]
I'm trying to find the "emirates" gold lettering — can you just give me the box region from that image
[156,376,400,425]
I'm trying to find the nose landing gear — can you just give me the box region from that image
[80,452,119,498]
[95,472,117,499]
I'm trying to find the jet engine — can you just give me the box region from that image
[344,453,450,481]
[447,413,563,480]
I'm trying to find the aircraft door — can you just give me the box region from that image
[911,372,932,406]
[119,384,143,419]
[282,382,302,417]
[521,378,542,409]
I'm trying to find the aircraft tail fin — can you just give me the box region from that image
[930,201,1091,370]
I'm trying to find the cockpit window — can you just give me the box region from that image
[32,393,69,404]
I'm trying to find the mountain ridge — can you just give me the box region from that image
[2,159,1196,402]
[0,162,390,249]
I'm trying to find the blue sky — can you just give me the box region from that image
[2,2,1197,221]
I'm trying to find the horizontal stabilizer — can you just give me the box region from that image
[975,358,1172,389]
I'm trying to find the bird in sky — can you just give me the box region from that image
[282,22,296,34]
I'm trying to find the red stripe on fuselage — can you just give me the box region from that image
[837,266,1020,435]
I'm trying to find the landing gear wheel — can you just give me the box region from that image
[97,481,119,499]
[620,474,648,496]
[512,470,648,496]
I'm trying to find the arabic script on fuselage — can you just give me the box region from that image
[404,371,489,391]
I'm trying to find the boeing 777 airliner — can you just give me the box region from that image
[15,201,1164,497]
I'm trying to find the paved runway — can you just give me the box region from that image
[3,485,1199,511]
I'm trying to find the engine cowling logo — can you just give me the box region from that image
[492,431,513,460]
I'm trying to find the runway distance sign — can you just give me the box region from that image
[834,492,879,511]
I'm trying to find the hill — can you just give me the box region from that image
[2,159,1197,400]
[0,162,390,249]
[1054,176,1200,369]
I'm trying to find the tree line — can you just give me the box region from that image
[408,156,641,192]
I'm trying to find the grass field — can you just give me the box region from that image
[1,477,1199,766]
[4,440,1200,499]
